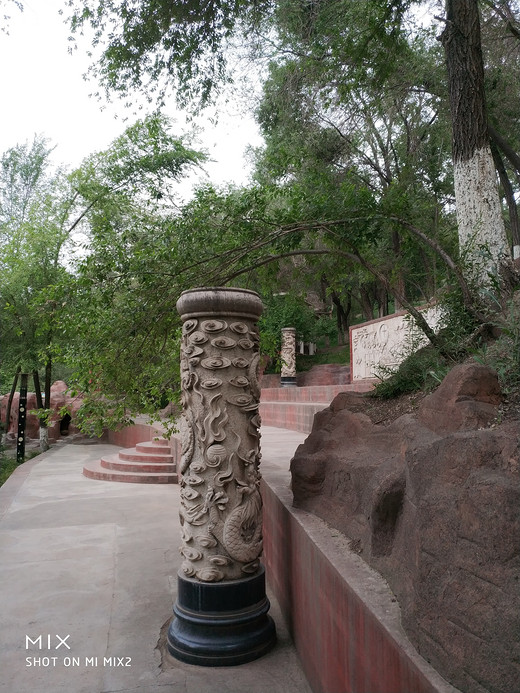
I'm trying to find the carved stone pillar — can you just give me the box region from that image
[280,327,297,387]
[167,287,276,666]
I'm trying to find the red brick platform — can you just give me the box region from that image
[260,382,374,433]
[261,363,351,388]
[83,437,178,483]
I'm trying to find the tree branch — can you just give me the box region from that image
[388,216,489,324]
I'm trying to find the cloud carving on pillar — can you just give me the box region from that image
[177,288,265,582]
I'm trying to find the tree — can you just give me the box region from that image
[251,17,457,316]
[64,2,446,318]
[481,1,520,259]
[0,116,204,442]
[62,115,205,435]
[0,136,74,449]
[59,0,520,392]
[65,0,270,107]
[0,0,22,34]
[66,1,520,281]
[440,0,512,282]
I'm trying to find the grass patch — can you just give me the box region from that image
[0,455,20,487]
[0,448,41,487]
[263,344,350,374]
[371,345,450,399]
[296,346,349,372]
[473,295,520,396]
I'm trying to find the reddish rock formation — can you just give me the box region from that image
[417,361,502,434]
[0,380,83,441]
[291,362,520,693]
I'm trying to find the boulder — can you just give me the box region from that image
[1,381,83,441]
[290,363,519,693]
[417,361,502,434]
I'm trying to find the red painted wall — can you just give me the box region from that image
[259,383,375,434]
[261,474,458,693]
[104,423,181,459]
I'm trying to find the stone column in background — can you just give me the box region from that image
[280,327,297,387]
[168,287,276,666]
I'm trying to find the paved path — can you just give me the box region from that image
[0,428,310,693]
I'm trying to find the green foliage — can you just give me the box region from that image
[65,0,270,107]
[474,293,520,394]
[0,453,18,487]
[28,408,53,426]
[371,278,493,400]
[71,113,204,203]
[296,345,349,372]
[59,116,206,434]
[0,448,42,486]
[375,288,520,402]
[64,0,419,109]
[0,117,203,436]
[3,0,519,441]
[258,292,319,364]
[372,344,450,399]
[250,6,458,325]
[0,136,74,394]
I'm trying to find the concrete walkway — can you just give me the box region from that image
[0,428,311,693]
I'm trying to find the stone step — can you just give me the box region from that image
[83,438,178,484]
[259,382,375,433]
[100,453,176,474]
[135,439,170,452]
[261,384,346,403]
[259,401,329,434]
[118,448,173,463]
[83,458,177,484]
[261,382,374,403]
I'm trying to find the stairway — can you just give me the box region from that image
[83,438,178,484]
[259,382,375,434]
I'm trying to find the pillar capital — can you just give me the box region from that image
[177,287,263,323]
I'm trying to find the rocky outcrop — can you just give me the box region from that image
[290,363,520,693]
[0,381,83,441]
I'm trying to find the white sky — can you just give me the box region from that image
[0,0,263,197]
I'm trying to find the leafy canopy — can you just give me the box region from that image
[65,0,272,107]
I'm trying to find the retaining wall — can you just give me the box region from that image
[100,414,458,693]
[259,382,375,434]
[103,421,181,461]
[260,461,459,693]
[261,363,351,389]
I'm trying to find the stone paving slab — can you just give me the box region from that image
[0,435,311,693]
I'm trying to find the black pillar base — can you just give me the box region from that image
[167,566,276,667]
[280,376,297,387]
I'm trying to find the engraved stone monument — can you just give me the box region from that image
[280,327,297,387]
[350,306,444,381]
[167,287,276,666]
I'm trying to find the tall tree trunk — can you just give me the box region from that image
[359,285,375,322]
[44,358,52,411]
[2,366,21,445]
[44,358,52,450]
[491,142,520,259]
[331,290,351,344]
[377,285,389,317]
[33,370,49,452]
[441,0,511,281]
[392,229,405,310]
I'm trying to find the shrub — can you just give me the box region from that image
[372,345,450,399]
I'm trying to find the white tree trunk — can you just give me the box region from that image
[39,425,49,452]
[453,144,510,281]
